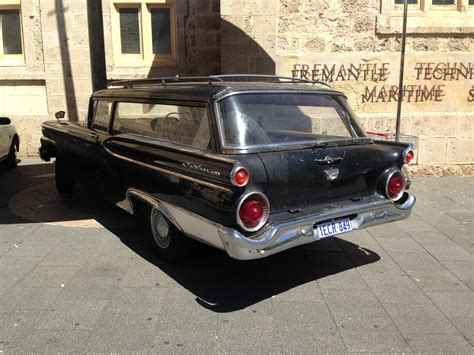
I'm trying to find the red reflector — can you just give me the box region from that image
[239,199,264,227]
[234,168,249,186]
[388,175,404,199]
[405,150,414,164]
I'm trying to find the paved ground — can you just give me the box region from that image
[0,159,473,354]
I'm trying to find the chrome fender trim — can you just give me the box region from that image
[125,188,225,250]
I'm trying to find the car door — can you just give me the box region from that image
[67,99,113,164]
[0,125,10,157]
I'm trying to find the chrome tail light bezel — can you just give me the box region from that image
[236,192,270,232]
[385,170,406,202]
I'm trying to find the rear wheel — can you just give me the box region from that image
[55,155,75,194]
[146,206,190,262]
[6,141,17,168]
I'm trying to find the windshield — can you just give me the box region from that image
[218,93,366,148]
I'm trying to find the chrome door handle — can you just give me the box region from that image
[90,133,99,140]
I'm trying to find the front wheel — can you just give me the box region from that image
[147,207,190,262]
[6,141,17,168]
[55,155,75,194]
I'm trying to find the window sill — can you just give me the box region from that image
[376,13,474,34]
[0,58,25,67]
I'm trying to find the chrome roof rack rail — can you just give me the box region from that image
[107,76,226,89]
[107,74,331,89]
[212,74,331,88]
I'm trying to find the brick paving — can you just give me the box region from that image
[0,159,473,353]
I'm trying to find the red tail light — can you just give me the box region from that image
[231,166,249,187]
[404,150,414,164]
[386,172,405,201]
[237,193,270,232]
[403,147,415,164]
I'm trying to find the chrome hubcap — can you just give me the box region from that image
[150,208,171,249]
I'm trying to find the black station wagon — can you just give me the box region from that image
[39,75,416,261]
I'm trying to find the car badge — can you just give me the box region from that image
[315,156,343,165]
[324,168,339,181]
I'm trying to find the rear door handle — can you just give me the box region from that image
[90,133,99,140]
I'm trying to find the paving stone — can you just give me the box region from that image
[406,333,473,353]
[423,244,474,262]
[36,300,108,331]
[0,256,43,274]
[449,316,474,345]
[0,312,43,351]
[216,313,279,353]
[15,265,78,288]
[390,252,446,271]
[367,278,432,305]
[85,312,157,352]
[322,289,388,321]
[427,291,474,318]
[103,287,165,317]
[0,273,22,296]
[377,237,426,253]
[405,230,459,247]
[384,303,459,337]
[273,300,336,332]
[15,330,91,354]
[336,316,410,352]
[406,269,470,292]
[0,287,61,313]
[441,261,474,287]
[155,328,217,354]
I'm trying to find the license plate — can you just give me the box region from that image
[316,218,353,239]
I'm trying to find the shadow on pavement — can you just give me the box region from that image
[0,162,380,312]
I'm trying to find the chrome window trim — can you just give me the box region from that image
[213,90,368,153]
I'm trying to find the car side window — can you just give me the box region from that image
[112,102,211,150]
[92,100,112,132]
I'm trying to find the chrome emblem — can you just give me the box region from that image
[324,168,339,181]
[315,156,344,165]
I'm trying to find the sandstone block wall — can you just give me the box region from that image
[220,0,474,175]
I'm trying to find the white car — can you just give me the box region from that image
[0,117,19,168]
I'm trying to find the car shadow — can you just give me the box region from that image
[1,162,380,312]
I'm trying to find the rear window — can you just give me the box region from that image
[112,102,211,150]
[218,93,364,148]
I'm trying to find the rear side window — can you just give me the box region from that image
[112,102,211,150]
[92,100,112,132]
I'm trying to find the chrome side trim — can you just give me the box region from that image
[104,145,233,193]
[125,188,225,250]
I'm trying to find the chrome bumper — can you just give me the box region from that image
[218,192,416,260]
[124,188,415,261]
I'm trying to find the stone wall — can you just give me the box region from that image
[220,0,474,175]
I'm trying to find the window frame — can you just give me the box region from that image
[379,0,474,34]
[91,99,114,133]
[110,99,215,152]
[0,0,24,66]
[111,0,178,67]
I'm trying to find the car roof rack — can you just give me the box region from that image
[107,74,331,89]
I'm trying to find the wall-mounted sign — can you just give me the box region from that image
[277,54,473,113]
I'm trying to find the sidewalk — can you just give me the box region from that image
[0,160,473,353]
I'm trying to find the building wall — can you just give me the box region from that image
[221,0,474,175]
[1,0,220,157]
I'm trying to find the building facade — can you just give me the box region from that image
[0,0,473,174]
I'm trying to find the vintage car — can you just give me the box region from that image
[39,75,416,261]
[0,116,19,168]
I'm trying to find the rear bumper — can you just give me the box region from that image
[218,192,416,260]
